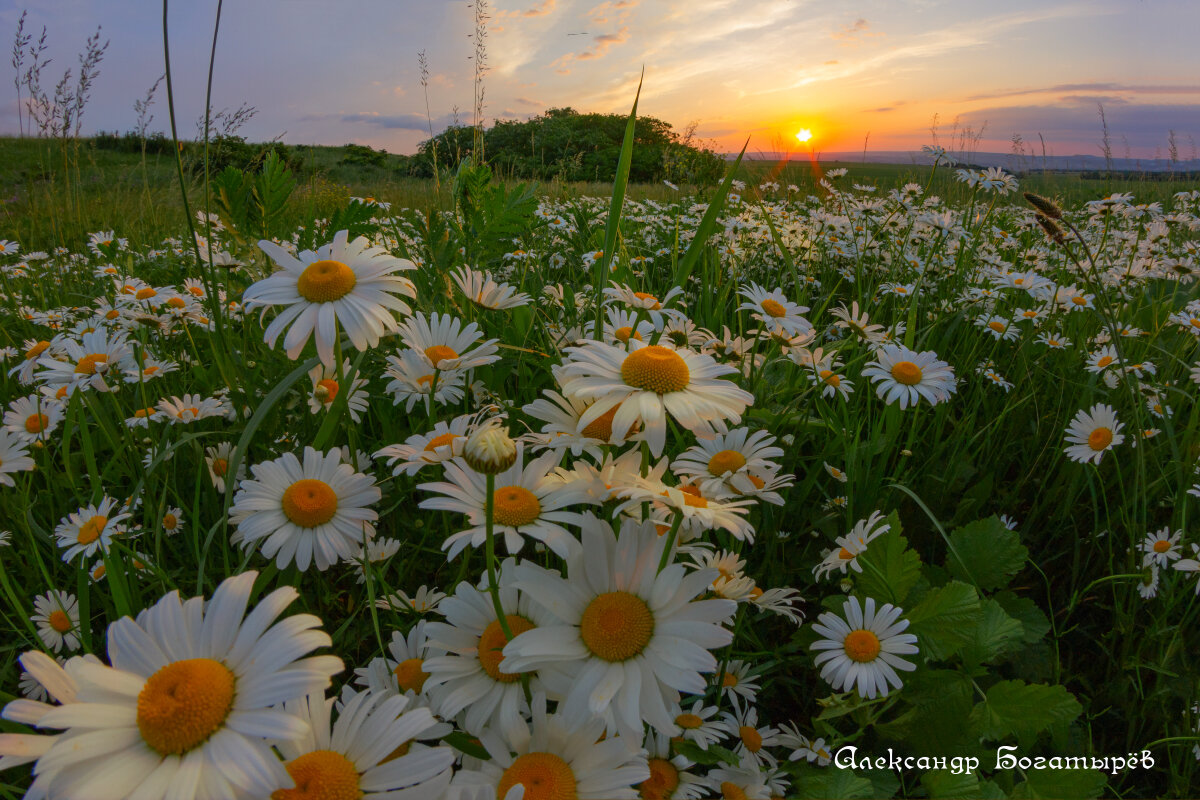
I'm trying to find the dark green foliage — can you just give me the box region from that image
[211,150,296,241]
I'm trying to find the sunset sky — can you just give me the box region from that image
[2,0,1198,159]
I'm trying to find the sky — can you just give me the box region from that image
[2,0,1198,160]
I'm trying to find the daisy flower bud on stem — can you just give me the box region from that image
[464,420,517,474]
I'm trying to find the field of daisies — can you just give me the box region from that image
[0,156,1198,800]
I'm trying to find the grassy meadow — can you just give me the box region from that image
[0,126,1198,800]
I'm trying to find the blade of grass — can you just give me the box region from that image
[674,137,748,286]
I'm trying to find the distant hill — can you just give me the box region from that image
[732,150,1200,174]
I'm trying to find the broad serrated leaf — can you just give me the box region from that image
[906,581,981,661]
[960,598,1026,666]
[968,680,1082,741]
[1011,768,1107,799]
[994,591,1051,644]
[946,516,1028,591]
[922,770,982,799]
[855,524,922,606]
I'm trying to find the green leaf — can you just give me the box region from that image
[671,739,739,766]
[443,731,490,760]
[597,69,643,278]
[796,769,878,799]
[946,516,1028,591]
[960,598,1026,666]
[1011,768,1107,799]
[922,770,982,799]
[855,521,922,606]
[673,136,749,286]
[968,680,1082,742]
[906,580,981,661]
[994,591,1051,644]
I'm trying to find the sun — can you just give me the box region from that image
[795,129,813,143]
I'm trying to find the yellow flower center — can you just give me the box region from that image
[498,752,578,800]
[417,374,435,388]
[820,369,841,387]
[838,547,854,560]
[722,672,739,687]
[168,297,188,309]
[24,413,49,434]
[211,458,228,477]
[1088,427,1113,451]
[393,658,430,693]
[137,658,235,756]
[987,321,1006,333]
[1096,355,1113,368]
[676,484,708,509]
[739,725,763,752]
[48,609,72,633]
[315,379,340,402]
[676,713,704,729]
[78,515,108,545]
[478,614,536,683]
[135,287,157,300]
[579,591,654,662]
[708,449,747,476]
[74,353,108,375]
[281,479,339,528]
[843,629,882,663]
[25,341,50,360]
[163,513,179,530]
[760,299,787,318]
[1071,296,1088,306]
[890,360,923,386]
[424,431,459,452]
[621,346,690,393]
[1153,539,1171,553]
[633,291,661,310]
[271,750,361,800]
[424,345,459,368]
[721,782,749,800]
[296,259,357,303]
[639,758,681,800]
[492,486,542,527]
[613,325,642,343]
[582,404,636,441]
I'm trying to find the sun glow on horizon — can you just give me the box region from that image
[795,128,813,143]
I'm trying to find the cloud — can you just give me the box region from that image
[957,103,1200,149]
[522,0,556,17]
[832,17,882,45]
[341,112,439,131]
[966,83,1200,102]
[577,27,630,60]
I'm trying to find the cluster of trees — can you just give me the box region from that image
[411,108,726,185]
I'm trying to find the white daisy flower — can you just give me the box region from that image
[639,730,708,799]
[31,591,80,653]
[375,585,447,616]
[861,345,957,409]
[230,447,381,572]
[161,507,184,536]
[156,393,231,425]
[397,312,501,371]
[737,282,812,338]
[452,265,532,310]
[244,229,418,365]
[29,572,343,800]
[1063,403,1124,465]
[1173,544,1200,594]
[0,430,36,487]
[445,694,649,800]
[383,348,467,413]
[36,329,131,393]
[53,496,131,563]
[705,764,771,799]
[374,414,476,477]
[306,359,370,421]
[715,659,761,709]
[419,445,591,560]
[354,621,441,698]
[671,428,783,498]
[811,595,919,699]
[204,442,244,494]
[273,689,454,800]
[501,514,737,740]
[671,699,730,750]
[3,394,63,443]
[1140,527,1183,568]
[720,705,782,769]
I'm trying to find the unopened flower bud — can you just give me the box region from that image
[1023,192,1062,220]
[464,420,517,474]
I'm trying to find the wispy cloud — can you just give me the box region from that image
[966,83,1200,102]
[831,18,883,46]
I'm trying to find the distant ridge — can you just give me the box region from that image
[728,150,1200,174]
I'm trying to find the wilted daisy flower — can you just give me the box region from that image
[737,283,812,338]
[244,229,417,365]
[423,559,557,736]
[451,265,531,310]
[29,572,343,800]
[397,312,501,371]
[811,595,918,699]
[861,344,957,409]
[53,496,131,562]
[230,446,381,571]
[3,394,63,443]
[1063,403,1124,464]
[31,591,80,653]
[0,430,36,486]
[1140,528,1183,568]
[273,689,454,800]
[306,359,370,421]
[418,445,590,560]
[501,514,737,740]
[559,339,754,457]
[446,694,649,800]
